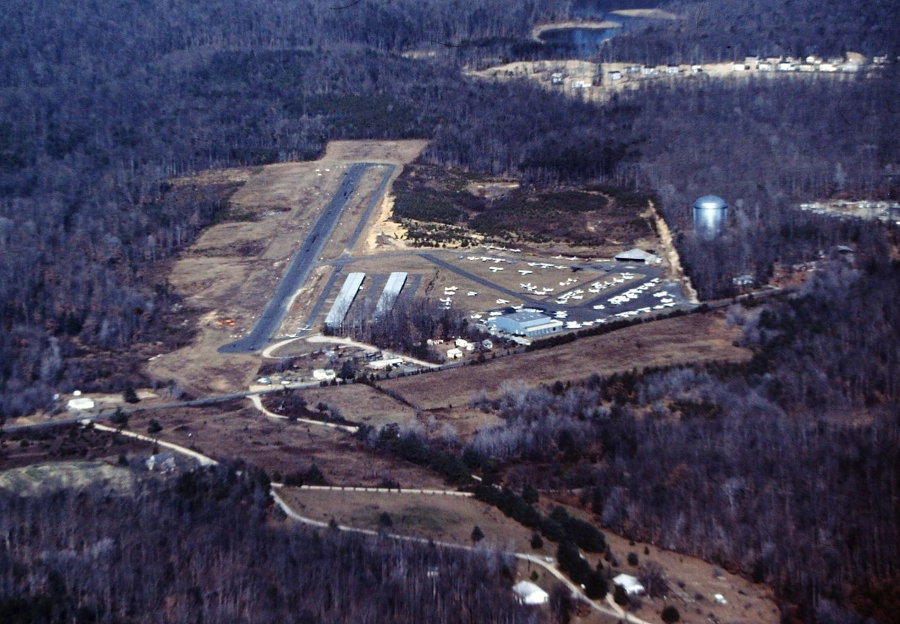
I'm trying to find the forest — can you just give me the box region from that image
[456,253,900,623]
[2,0,899,415]
[0,464,538,624]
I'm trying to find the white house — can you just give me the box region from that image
[446,348,463,360]
[455,338,469,348]
[512,581,549,605]
[608,71,622,81]
[613,573,645,596]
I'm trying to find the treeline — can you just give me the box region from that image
[598,0,900,65]
[0,463,541,624]
[460,259,900,623]
[626,71,900,298]
[339,296,488,363]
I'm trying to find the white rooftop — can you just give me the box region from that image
[613,573,645,595]
[512,580,549,605]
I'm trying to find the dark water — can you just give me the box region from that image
[538,27,622,57]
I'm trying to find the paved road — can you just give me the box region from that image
[220,163,394,353]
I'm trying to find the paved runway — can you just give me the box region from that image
[219,163,392,353]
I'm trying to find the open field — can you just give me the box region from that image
[0,461,136,497]
[280,487,536,551]
[125,404,446,488]
[379,311,750,410]
[275,384,416,429]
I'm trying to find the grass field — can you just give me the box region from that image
[378,311,750,411]
[126,403,445,488]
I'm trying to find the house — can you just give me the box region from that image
[733,63,747,72]
[732,274,754,287]
[550,72,564,85]
[512,581,549,605]
[641,66,657,76]
[146,452,177,473]
[455,338,469,349]
[758,62,773,71]
[446,348,463,360]
[666,65,679,75]
[626,65,642,75]
[690,64,703,73]
[819,63,837,72]
[481,339,493,350]
[312,369,336,381]
[799,64,816,72]
[613,574,645,596]
[608,70,622,81]
[777,61,795,71]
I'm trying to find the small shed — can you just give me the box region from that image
[612,573,645,596]
[512,581,549,605]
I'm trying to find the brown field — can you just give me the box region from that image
[145,141,427,396]
[291,384,416,429]
[379,311,750,410]
[280,487,536,551]
[549,498,779,624]
[126,403,445,488]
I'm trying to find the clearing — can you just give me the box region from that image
[378,311,750,411]
[145,140,427,396]
[124,403,446,488]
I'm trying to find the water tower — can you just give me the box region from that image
[693,195,727,240]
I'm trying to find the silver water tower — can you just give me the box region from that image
[693,195,727,240]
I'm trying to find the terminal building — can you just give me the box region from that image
[487,310,563,338]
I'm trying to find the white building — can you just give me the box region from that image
[512,581,549,605]
[446,348,463,360]
[487,310,563,338]
[613,574,645,596]
[608,71,622,81]
[67,397,95,412]
[312,369,336,381]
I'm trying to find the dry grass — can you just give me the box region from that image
[126,404,445,488]
[323,140,428,164]
[294,384,416,429]
[379,311,750,410]
[279,487,536,552]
